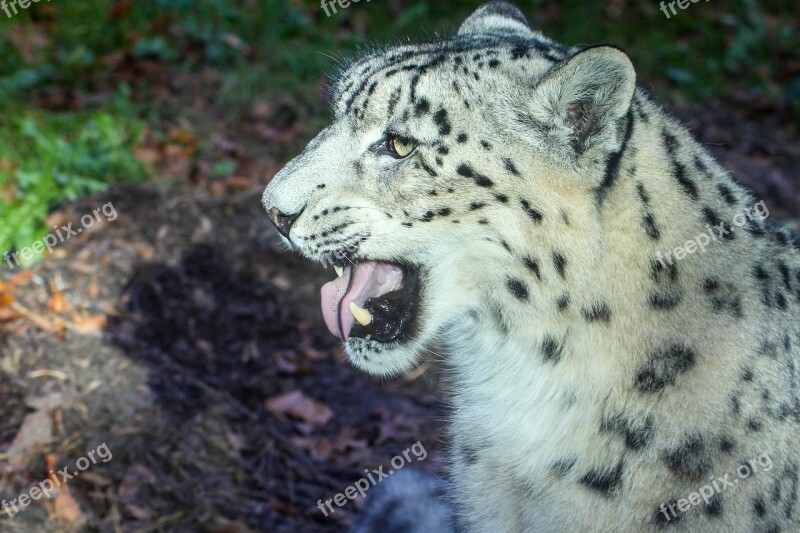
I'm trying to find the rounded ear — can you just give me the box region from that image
[458,1,535,39]
[528,46,636,157]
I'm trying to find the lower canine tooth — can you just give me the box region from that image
[334,265,344,277]
[349,301,373,326]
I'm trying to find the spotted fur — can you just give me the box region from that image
[263,2,800,531]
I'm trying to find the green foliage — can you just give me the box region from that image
[0,101,145,265]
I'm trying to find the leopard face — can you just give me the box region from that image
[262,2,635,376]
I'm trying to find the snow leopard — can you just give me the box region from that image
[262,2,800,531]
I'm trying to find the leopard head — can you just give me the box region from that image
[263,1,636,376]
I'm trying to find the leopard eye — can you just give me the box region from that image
[387,135,416,158]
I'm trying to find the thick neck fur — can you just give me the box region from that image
[438,90,799,530]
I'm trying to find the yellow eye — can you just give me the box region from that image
[388,135,416,158]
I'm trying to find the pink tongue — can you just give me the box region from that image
[320,261,404,340]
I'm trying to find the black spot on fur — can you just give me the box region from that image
[719,436,736,453]
[717,184,737,205]
[523,257,541,280]
[469,202,486,211]
[636,182,651,205]
[643,212,661,240]
[706,494,723,517]
[520,198,543,223]
[779,263,792,291]
[747,418,763,432]
[673,161,698,200]
[420,160,438,177]
[494,193,509,204]
[663,434,711,480]
[557,293,570,311]
[510,45,529,60]
[651,260,679,283]
[731,394,742,416]
[433,109,451,136]
[649,292,682,310]
[457,164,494,187]
[583,303,611,323]
[776,291,787,310]
[552,459,576,478]
[541,335,564,363]
[754,496,767,517]
[601,413,655,450]
[580,463,623,496]
[473,174,493,187]
[703,207,734,240]
[635,344,696,393]
[414,98,430,116]
[456,132,468,143]
[654,500,684,526]
[460,442,480,465]
[506,277,529,301]
[503,158,520,176]
[648,258,682,309]
[552,252,567,279]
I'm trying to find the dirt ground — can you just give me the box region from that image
[0,76,798,532]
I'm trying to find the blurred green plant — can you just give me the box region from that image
[1,0,797,104]
[0,97,145,266]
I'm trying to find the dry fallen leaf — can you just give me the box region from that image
[0,290,13,305]
[87,274,100,299]
[7,409,53,467]
[266,390,334,427]
[10,270,34,285]
[26,393,67,411]
[12,302,66,334]
[0,289,21,321]
[47,290,69,314]
[70,314,107,334]
[51,484,83,524]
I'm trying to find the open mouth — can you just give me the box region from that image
[320,260,420,344]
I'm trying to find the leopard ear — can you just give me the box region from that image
[527,46,636,158]
[458,1,534,38]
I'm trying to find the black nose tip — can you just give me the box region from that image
[268,207,302,239]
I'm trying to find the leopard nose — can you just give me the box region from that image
[267,207,303,239]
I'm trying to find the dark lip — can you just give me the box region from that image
[347,262,421,344]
